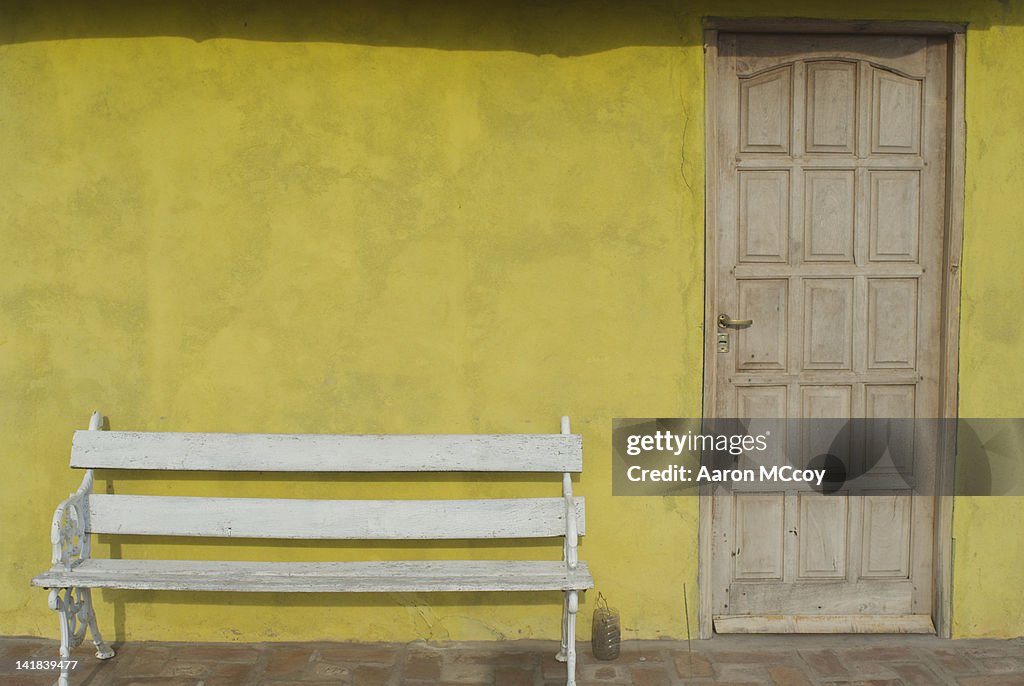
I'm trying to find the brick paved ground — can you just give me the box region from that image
[1,634,1022,685]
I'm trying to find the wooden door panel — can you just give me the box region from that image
[864,386,917,478]
[734,494,786,581]
[737,279,789,370]
[860,493,913,578]
[870,69,922,154]
[739,171,791,262]
[737,385,788,418]
[797,495,848,579]
[869,171,921,261]
[740,67,792,153]
[804,170,855,262]
[805,61,857,153]
[727,580,914,615]
[801,385,852,418]
[803,278,854,369]
[867,278,918,369]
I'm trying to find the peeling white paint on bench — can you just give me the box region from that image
[71,431,583,472]
[87,494,587,539]
[34,559,594,593]
[32,412,591,686]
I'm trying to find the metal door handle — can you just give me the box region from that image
[718,313,753,329]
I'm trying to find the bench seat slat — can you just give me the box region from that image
[88,494,586,539]
[71,431,583,472]
[32,559,595,593]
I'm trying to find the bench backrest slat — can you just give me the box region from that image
[71,431,582,472]
[87,494,586,540]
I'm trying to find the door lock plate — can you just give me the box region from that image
[717,333,730,353]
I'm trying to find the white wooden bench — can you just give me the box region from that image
[32,412,593,686]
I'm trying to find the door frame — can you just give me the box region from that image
[698,18,966,639]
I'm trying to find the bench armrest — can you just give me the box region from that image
[49,410,102,570]
[50,476,93,570]
[564,493,579,570]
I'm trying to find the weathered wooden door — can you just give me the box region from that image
[707,33,949,633]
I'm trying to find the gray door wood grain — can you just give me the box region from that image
[708,33,948,633]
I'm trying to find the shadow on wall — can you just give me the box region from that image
[0,0,700,55]
[2,1,1018,55]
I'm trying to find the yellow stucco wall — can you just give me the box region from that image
[949,1,1024,637]
[1,1,1021,642]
